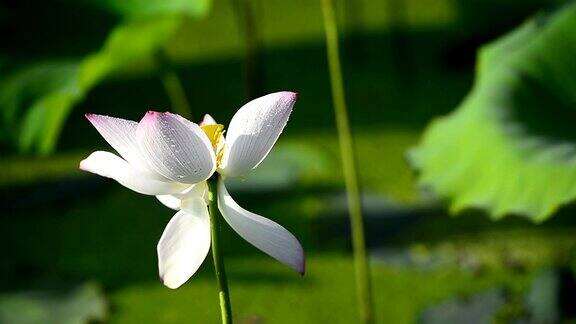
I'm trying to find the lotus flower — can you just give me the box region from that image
[80,92,304,288]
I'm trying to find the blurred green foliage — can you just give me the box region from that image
[2,0,575,323]
[20,17,180,154]
[4,183,574,323]
[0,283,107,324]
[0,129,420,203]
[0,0,460,155]
[0,1,208,155]
[411,2,576,222]
[75,0,211,18]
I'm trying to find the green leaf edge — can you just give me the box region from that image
[409,3,576,222]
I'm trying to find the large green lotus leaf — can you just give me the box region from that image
[11,16,182,154]
[410,3,576,222]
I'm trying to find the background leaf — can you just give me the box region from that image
[410,2,576,222]
[0,0,214,154]
[0,62,79,145]
[4,15,183,154]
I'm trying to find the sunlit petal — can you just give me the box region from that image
[80,151,189,195]
[137,111,216,184]
[217,179,305,274]
[219,91,297,177]
[176,181,209,201]
[157,201,211,289]
[156,195,181,210]
[156,181,209,210]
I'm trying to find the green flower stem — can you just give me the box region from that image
[156,50,193,119]
[207,177,233,324]
[320,0,375,323]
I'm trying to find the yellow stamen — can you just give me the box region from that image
[201,124,225,165]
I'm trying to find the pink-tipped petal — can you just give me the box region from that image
[219,92,297,177]
[217,178,305,274]
[80,151,189,195]
[158,201,211,289]
[85,114,152,171]
[136,111,216,184]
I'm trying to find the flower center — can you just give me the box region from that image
[201,124,225,165]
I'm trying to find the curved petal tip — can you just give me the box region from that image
[84,113,102,124]
[160,276,181,290]
[298,249,306,275]
[200,114,217,126]
[282,91,298,99]
[142,110,160,122]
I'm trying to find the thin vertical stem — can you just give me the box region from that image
[320,0,375,323]
[156,50,193,119]
[208,177,233,324]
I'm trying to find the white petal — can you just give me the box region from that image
[158,204,211,289]
[220,92,297,177]
[80,151,189,195]
[137,111,216,184]
[85,114,150,172]
[176,181,209,202]
[217,179,305,274]
[156,195,181,210]
[155,182,209,210]
[200,114,217,126]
